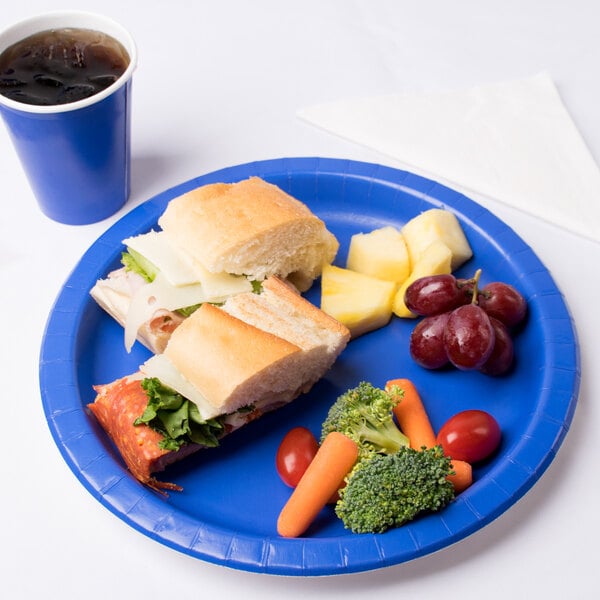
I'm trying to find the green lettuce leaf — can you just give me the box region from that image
[135,378,225,451]
[175,304,202,317]
[121,248,158,282]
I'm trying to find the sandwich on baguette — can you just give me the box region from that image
[88,276,350,492]
[91,177,339,353]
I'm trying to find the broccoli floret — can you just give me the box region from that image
[320,382,409,460]
[335,445,455,533]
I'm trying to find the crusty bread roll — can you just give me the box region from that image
[164,303,304,415]
[222,276,349,393]
[158,177,338,291]
[159,276,351,416]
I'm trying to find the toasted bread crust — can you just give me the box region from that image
[157,177,338,284]
[260,276,351,343]
[164,303,303,413]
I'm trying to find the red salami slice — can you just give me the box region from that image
[89,376,194,492]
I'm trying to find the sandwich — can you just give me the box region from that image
[91,176,339,353]
[88,276,351,492]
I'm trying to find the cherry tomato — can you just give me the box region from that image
[275,427,319,487]
[436,410,501,463]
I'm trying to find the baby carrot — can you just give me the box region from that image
[385,378,437,450]
[386,378,473,493]
[277,431,359,538]
[447,459,473,493]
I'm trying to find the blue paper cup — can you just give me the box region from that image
[0,12,137,225]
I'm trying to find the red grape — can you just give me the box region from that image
[479,317,514,376]
[444,304,495,370]
[406,269,526,377]
[478,281,527,327]
[409,312,450,369]
[404,274,472,316]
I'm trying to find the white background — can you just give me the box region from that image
[1,1,598,598]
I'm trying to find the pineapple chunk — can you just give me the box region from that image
[401,209,472,271]
[321,264,397,338]
[346,226,410,283]
[392,240,453,318]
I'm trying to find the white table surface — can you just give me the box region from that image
[2,1,598,598]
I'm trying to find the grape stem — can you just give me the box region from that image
[470,269,482,304]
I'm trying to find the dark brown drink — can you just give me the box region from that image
[0,27,129,106]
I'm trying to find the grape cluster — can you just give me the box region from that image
[406,270,527,376]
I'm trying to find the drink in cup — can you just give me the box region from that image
[0,12,137,225]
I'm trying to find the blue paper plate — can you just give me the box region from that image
[39,157,580,576]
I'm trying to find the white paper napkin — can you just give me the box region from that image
[298,72,600,242]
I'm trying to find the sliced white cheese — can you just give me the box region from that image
[121,230,254,351]
[140,354,221,420]
[124,272,208,352]
[123,231,200,286]
[123,230,253,296]
[176,253,254,299]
